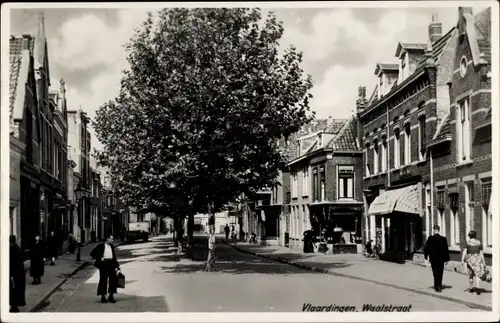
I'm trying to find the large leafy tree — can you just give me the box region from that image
[94,8,314,269]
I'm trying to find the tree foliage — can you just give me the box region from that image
[93,8,314,214]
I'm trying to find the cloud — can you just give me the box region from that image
[285,7,463,119]
[49,9,155,151]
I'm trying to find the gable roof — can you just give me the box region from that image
[473,8,491,64]
[395,42,427,57]
[361,27,456,117]
[9,36,35,131]
[327,117,360,151]
[374,63,399,76]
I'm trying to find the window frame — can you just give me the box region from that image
[337,165,355,200]
[394,128,401,169]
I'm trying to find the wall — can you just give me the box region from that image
[10,136,25,244]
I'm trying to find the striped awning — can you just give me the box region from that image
[368,184,421,216]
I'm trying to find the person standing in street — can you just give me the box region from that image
[45,231,58,266]
[29,233,45,285]
[91,234,121,303]
[461,230,491,295]
[424,225,450,292]
[10,235,26,312]
[224,224,230,240]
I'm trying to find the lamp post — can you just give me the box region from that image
[74,186,83,262]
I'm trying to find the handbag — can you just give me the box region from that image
[117,272,126,289]
[481,269,492,283]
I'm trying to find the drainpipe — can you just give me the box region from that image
[429,148,434,235]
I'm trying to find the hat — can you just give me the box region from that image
[433,225,440,230]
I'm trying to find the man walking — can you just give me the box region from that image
[224,224,230,240]
[424,225,450,292]
[91,234,121,303]
[10,235,26,312]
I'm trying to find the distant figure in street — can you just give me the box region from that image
[462,230,491,295]
[91,234,121,303]
[29,233,45,285]
[45,231,58,266]
[224,224,230,240]
[10,235,26,312]
[424,225,450,292]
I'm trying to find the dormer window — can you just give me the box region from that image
[401,52,407,80]
[378,75,384,97]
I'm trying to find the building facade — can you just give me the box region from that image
[357,8,492,265]
[358,13,456,259]
[10,33,41,250]
[427,7,492,267]
[288,118,363,252]
[67,109,92,243]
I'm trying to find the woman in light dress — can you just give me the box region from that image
[461,230,490,295]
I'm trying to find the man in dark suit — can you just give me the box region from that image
[90,234,121,303]
[424,225,450,292]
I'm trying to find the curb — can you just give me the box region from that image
[226,242,492,312]
[28,241,125,313]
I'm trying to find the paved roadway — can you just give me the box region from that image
[39,235,476,312]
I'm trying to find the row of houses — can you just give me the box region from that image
[240,7,492,267]
[8,13,129,251]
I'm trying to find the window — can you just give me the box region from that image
[450,207,460,245]
[292,172,298,198]
[401,53,407,80]
[418,116,426,161]
[379,75,384,97]
[394,129,401,168]
[373,139,379,174]
[464,182,474,235]
[313,169,318,201]
[338,166,354,199]
[459,56,467,77]
[457,98,471,162]
[381,137,387,172]
[482,183,492,247]
[10,207,15,236]
[365,143,371,176]
[302,167,309,197]
[404,123,411,165]
[320,166,325,201]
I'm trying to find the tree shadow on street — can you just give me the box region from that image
[155,241,352,275]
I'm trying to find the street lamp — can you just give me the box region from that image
[74,185,83,262]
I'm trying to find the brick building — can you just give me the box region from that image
[357,8,492,265]
[287,117,363,252]
[427,7,492,267]
[357,13,456,259]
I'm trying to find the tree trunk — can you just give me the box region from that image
[206,203,216,272]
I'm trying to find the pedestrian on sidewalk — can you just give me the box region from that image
[10,235,26,312]
[424,225,450,293]
[68,232,77,254]
[461,230,491,295]
[224,224,230,240]
[91,233,121,304]
[45,231,58,266]
[29,233,45,285]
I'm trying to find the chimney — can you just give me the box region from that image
[22,34,32,50]
[458,7,473,36]
[356,86,367,112]
[428,14,442,43]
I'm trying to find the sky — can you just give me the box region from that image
[9,5,488,152]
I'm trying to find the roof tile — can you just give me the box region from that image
[328,118,360,151]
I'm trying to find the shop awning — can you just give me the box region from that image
[368,184,420,216]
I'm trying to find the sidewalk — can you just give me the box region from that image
[20,240,124,312]
[227,242,492,311]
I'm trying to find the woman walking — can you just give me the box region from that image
[29,234,45,285]
[461,230,490,295]
[10,235,26,312]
